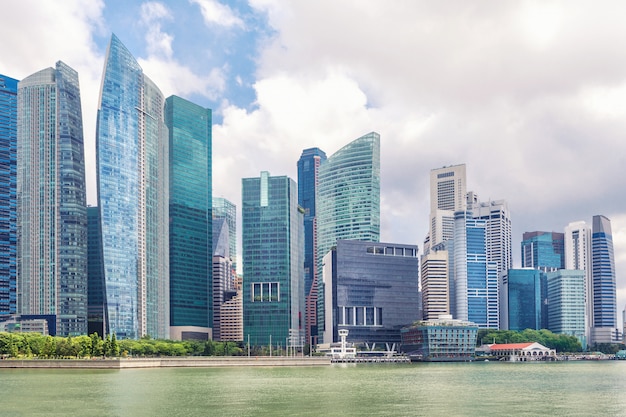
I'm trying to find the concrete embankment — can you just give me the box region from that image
[0,356,331,369]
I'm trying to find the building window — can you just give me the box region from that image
[251,282,279,302]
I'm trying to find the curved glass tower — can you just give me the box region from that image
[96,35,169,339]
[17,62,88,336]
[591,215,617,335]
[316,132,380,340]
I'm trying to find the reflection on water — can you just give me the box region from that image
[1,361,625,416]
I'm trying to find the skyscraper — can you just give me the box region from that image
[213,218,234,341]
[427,164,467,251]
[297,147,326,344]
[17,62,88,336]
[590,215,617,343]
[546,269,586,345]
[469,199,512,274]
[96,34,169,339]
[453,211,498,329]
[87,206,105,336]
[166,95,212,340]
[420,249,449,320]
[564,220,591,343]
[213,197,236,270]
[0,74,18,316]
[316,132,380,337]
[242,172,304,347]
[521,231,565,271]
[500,269,542,331]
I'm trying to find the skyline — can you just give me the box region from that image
[1,1,624,318]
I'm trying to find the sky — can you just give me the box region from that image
[2,0,625,326]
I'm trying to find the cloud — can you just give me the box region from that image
[190,0,245,29]
[136,1,226,100]
[140,2,174,58]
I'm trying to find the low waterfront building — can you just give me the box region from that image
[483,342,557,361]
[400,315,478,361]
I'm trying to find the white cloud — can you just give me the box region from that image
[140,2,174,58]
[190,0,245,29]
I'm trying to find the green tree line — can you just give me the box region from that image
[0,332,243,359]
[477,329,583,352]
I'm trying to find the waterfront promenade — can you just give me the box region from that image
[0,356,331,369]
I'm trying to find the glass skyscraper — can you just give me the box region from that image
[521,231,565,271]
[166,95,212,340]
[316,132,380,337]
[590,215,617,342]
[453,211,498,329]
[17,62,88,336]
[546,269,586,346]
[297,147,326,344]
[87,206,105,336]
[501,269,542,331]
[213,197,236,270]
[96,34,169,339]
[242,172,304,347]
[0,74,18,316]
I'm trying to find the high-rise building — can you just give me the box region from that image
[500,269,543,331]
[17,62,88,336]
[297,147,326,345]
[322,240,419,345]
[87,206,105,336]
[564,220,591,344]
[420,249,449,320]
[0,74,18,316]
[213,197,237,270]
[469,200,512,274]
[242,172,304,347]
[521,231,565,271]
[427,164,467,251]
[95,34,169,339]
[316,132,380,338]
[165,95,211,341]
[546,269,586,346]
[590,215,617,343]
[220,273,243,342]
[453,211,499,329]
[213,218,234,341]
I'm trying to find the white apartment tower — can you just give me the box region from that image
[564,220,592,343]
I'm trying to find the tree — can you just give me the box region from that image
[90,332,104,357]
[110,333,120,357]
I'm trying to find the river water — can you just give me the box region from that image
[2,361,625,416]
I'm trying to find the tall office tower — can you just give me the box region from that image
[220,273,243,342]
[165,95,212,341]
[420,249,449,320]
[453,211,499,329]
[242,172,304,347]
[546,269,586,347]
[521,231,565,271]
[316,132,380,339]
[469,200,512,274]
[427,164,466,251]
[213,218,233,341]
[213,197,236,270]
[297,147,327,345]
[87,207,105,336]
[17,62,88,336]
[0,74,18,316]
[590,215,617,343]
[322,240,419,345]
[500,269,542,331]
[564,220,591,344]
[96,35,169,339]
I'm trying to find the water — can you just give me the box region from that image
[2,361,626,416]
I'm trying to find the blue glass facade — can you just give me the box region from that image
[297,147,326,343]
[87,206,105,336]
[591,215,617,328]
[96,35,169,339]
[505,269,542,331]
[323,240,419,345]
[166,95,212,331]
[17,62,88,336]
[521,231,564,271]
[453,211,498,329]
[546,269,586,345]
[242,172,304,347]
[212,197,236,269]
[316,132,380,337]
[0,74,17,316]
